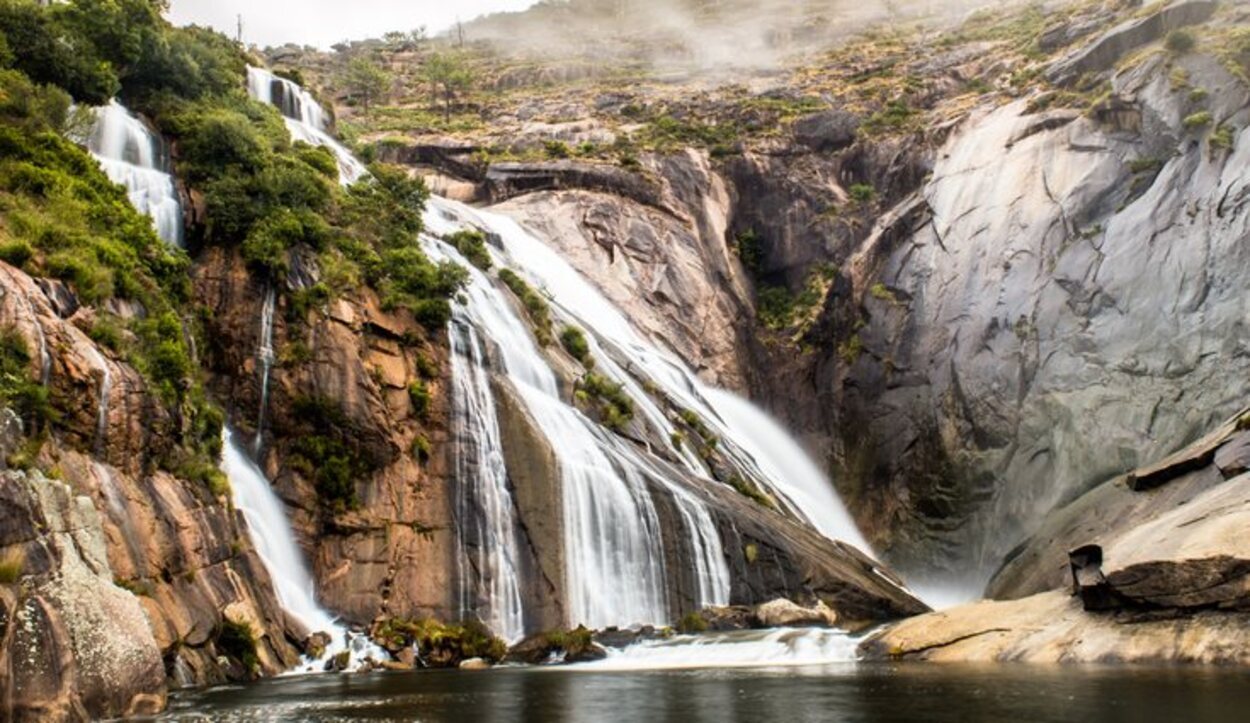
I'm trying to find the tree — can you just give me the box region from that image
[421,52,473,123]
[382,31,407,51]
[409,26,428,52]
[342,56,390,117]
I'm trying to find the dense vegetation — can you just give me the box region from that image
[0,1,462,489]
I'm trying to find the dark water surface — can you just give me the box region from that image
[163,663,1250,722]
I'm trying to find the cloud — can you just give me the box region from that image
[167,0,539,49]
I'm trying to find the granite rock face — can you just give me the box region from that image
[821,45,1250,583]
[0,260,303,720]
[864,409,1250,665]
[192,245,457,626]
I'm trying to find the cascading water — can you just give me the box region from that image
[86,101,183,247]
[428,239,676,629]
[222,427,378,673]
[449,321,527,643]
[245,70,866,646]
[246,67,368,186]
[427,199,872,554]
[571,628,859,671]
[254,287,276,455]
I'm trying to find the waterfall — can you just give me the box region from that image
[238,70,862,641]
[222,427,378,672]
[432,200,871,554]
[86,101,183,247]
[254,287,276,455]
[245,67,368,186]
[427,232,737,629]
[449,321,527,643]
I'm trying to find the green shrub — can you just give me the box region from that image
[1211,124,1236,152]
[559,325,591,364]
[838,334,864,364]
[732,229,764,275]
[215,619,259,673]
[0,326,53,430]
[728,474,777,509]
[408,379,431,419]
[543,140,571,159]
[498,269,553,345]
[576,372,634,431]
[849,184,877,203]
[0,239,34,268]
[870,282,897,303]
[678,612,708,634]
[446,229,492,270]
[1183,111,1213,129]
[757,286,795,330]
[1165,29,1196,54]
[288,395,381,511]
[411,433,431,462]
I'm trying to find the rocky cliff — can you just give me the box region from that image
[331,0,1250,592]
[0,261,303,721]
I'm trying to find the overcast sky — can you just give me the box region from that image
[167,0,539,49]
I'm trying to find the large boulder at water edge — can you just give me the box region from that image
[862,408,1250,664]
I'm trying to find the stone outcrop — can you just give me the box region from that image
[864,408,1250,664]
[990,408,1250,603]
[495,151,754,389]
[192,246,458,626]
[1,474,164,721]
[818,36,1250,583]
[1046,0,1219,84]
[859,590,1250,665]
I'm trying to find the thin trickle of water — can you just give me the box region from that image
[86,101,183,246]
[449,322,527,643]
[254,287,276,456]
[82,345,112,454]
[93,461,146,567]
[246,67,368,186]
[222,427,381,673]
[13,290,51,386]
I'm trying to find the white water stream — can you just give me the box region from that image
[223,428,379,673]
[246,67,368,186]
[253,287,276,455]
[570,628,859,671]
[86,101,184,246]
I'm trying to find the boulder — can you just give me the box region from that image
[751,598,839,628]
[458,657,491,670]
[860,590,1250,665]
[1,474,166,721]
[793,110,859,152]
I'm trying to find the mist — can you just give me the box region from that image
[463,0,1011,71]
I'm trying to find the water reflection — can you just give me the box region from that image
[164,663,1250,723]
